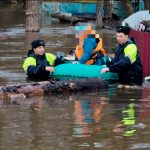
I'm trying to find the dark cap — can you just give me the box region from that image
[116,26,131,35]
[31,40,45,49]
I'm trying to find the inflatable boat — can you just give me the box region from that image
[52,63,118,81]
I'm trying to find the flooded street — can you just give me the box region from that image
[0,4,116,84]
[0,88,150,150]
[0,3,150,150]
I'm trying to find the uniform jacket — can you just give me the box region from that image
[107,39,143,85]
[23,50,56,79]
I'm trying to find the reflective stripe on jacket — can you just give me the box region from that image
[23,53,55,73]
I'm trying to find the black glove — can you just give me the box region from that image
[55,52,65,66]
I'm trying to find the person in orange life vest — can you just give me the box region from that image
[74,25,106,65]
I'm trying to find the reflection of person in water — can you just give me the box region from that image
[73,99,107,137]
[108,86,142,138]
[122,103,136,136]
[114,94,141,138]
[113,102,136,137]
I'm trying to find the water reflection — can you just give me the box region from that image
[72,87,143,140]
[122,103,136,136]
[71,88,150,149]
[71,88,145,149]
[113,102,137,138]
[108,87,142,139]
[73,98,107,137]
[30,97,47,150]
[0,88,150,149]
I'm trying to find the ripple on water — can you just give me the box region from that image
[130,143,150,149]
[0,70,26,83]
[0,26,25,36]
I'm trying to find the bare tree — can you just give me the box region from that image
[120,0,134,16]
[3,0,17,4]
[3,0,17,6]
[2,0,26,5]
[26,0,40,32]
[104,0,113,19]
[96,0,103,29]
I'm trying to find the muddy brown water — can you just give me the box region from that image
[0,4,150,150]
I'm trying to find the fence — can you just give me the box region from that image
[130,30,150,77]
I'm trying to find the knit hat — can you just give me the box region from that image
[116,26,131,35]
[31,40,45,49]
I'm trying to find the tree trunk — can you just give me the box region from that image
[104,0,113,19]
[26,0,40,32]
[3,0,17,4]
[120,0,134,16]
[144,0,150,10]
[132,0,140,12]
[96,0,103,29]
[3,0,17,7]
[0,78,108,100]
[23,0,26,6]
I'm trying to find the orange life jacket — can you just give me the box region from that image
[75,38,106,65]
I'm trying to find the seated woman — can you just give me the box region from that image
[74,24,107,65]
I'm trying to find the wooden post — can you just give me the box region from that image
[96,0,103,29]
[26,0,40,32]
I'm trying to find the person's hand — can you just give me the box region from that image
[108,53,115,58]
[72,61,79,64]
[101,67,109,73]
[45,66,54,72]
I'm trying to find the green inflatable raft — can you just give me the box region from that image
[51,64,118,80]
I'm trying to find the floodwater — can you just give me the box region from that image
[0,3,150,150]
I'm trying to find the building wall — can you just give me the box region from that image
[42,2,97,15]
[41,1,145,19]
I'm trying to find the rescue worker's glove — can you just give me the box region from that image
[55,51,65,66]
[104,56,113,67]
